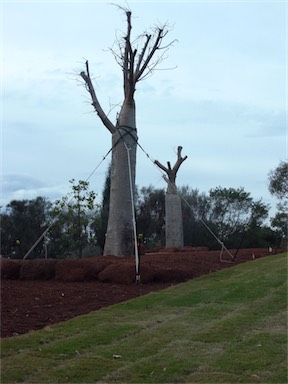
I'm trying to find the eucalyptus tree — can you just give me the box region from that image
[271,212,287,248]
[155,146,187,248]
[80,7,174,256]
[206,187,269,246]
[268,161,288,247]
[268,160,288,202]
[268,160,288,215]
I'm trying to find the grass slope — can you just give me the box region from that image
[1,253,287,383]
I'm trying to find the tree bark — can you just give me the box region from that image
[155,146,187,248]
[165,194,183,248]
[104,100,138,256]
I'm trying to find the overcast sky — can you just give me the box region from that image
[1,0,286,220]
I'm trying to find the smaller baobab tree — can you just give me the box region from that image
[155,146,187,248]
[80,6,175,256]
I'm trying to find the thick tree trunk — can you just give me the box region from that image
[154,146,187,249]
[165,194,183,248]
[104,101,138,256]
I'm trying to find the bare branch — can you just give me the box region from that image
[107,8,176,98]
[135,27,164,82]
[108,45,124,68]
[135,33,151,74]
[136,43,177,82]
[173,146,188,174]
[154,159,169,174]
[110,2,131,14]
[121,10,139,100]
[80,61,116,134]
[123,11,132,94]
[155,146,187,188]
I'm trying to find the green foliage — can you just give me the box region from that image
[268,161,288,248]
[50,179,97,258]
[136,185,166,247]
[268,160,288,201]
[0,197,52,259]
[243,225,276,249]
[271,212,287,248]
[1,253,287,383]
[0,179,277,258]
[206,187,269,246]
[179,186,270,249]
[91,164,111,251]
[180,186,212,247]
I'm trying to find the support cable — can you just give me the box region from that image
[124,142,140,283]
[116,125,140,283]
[23,125,234,264]
[116,132,235,263]
[169,177,235,263]
[23,127,136,260]
[23,225,53,260]
[134,139,235,263]
[23,144,115,260]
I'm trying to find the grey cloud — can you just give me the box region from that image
[2,174,45,194]
[145,98,285,139]
[0,174,66,207]
[187,101,285,135]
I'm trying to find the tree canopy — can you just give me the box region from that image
[268,161,288,248]
[268,161,288,201]
[50,179,97,258]
[0,183,275,259]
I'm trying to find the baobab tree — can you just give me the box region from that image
[80,7,174,256]
[155,146,187,248]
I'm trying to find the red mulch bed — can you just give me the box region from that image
[0,247,278,338]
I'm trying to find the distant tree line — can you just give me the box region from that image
[1,161,287,259]
[137,185,274,250]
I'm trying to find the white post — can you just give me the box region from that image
[125,143,140,283]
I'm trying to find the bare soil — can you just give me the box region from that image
[1,247,276,338]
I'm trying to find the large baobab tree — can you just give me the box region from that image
[80,7,174,256]
[155,146,187,248]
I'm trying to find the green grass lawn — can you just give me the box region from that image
[1,253,287,383]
